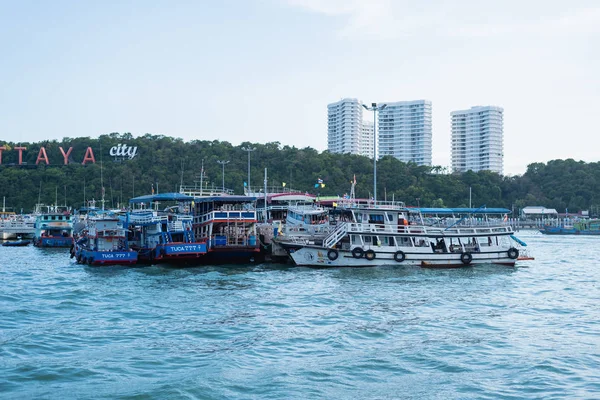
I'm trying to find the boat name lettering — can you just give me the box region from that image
[170,245,202,252]
[101,253,128,259]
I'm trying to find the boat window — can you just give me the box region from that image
[369,214,385,223]
[364,236,372,244]
[414,237,426,247]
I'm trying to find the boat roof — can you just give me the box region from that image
[409,207,511,215]
[193,195,257,203]
[129,192,195,204]
[265,192,315,202]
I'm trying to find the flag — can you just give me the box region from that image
[244,181,247,187]
[314,183,319,188]
[333,202,337,207]
[101,187,105,197]
[353,174,357,185]
[151,184,155,195]
[282,182,286,187]
[320,183,325,188]
[317,178,323,184]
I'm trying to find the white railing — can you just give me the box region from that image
[344,222,513,236]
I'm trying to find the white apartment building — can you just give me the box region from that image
[360,120,374,158]
[378,100,432,166]
[451,106,504,174]
[327,98,364,155]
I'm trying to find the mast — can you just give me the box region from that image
[264,168,268,222]
[100,156,105,211]
[200,159,204,196]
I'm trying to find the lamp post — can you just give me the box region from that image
[362,102,387,203]
[217,160,230,192]
[241,146,256,194]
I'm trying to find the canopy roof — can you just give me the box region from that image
[193,195,257,203]
[129,192,195,204]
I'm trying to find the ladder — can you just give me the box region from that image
[323,222,348,248]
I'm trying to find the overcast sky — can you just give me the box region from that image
[1,0,598,175]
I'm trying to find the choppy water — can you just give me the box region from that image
[1,231,599,399]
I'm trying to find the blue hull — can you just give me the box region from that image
[137,243,208,264]
[34,236,74,247]
[75,248,138,266]
[540,227,600,235]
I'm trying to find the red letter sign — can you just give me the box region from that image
[59,147,73,165]
[14,147,26,165]
[36,147,50,165]
[82,147,96,165]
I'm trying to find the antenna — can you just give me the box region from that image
[180,159,185,193]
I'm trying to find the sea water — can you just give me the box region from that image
[1,231,599,399]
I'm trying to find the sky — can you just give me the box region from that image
[1,0,598,175]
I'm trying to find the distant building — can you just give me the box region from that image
[378,100,432,166]
[327,98,364,155]
[521,206,558,219]
[360,120,374,158]
[451,106,504,174]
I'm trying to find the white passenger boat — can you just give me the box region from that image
[288,201,523,268]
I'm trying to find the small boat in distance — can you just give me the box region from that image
[540,219,600,235]
[2,237,31,247]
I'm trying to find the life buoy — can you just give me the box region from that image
[352,247,364,259]
[327,249,339,261]
[394,250,406,262]
[460,252,473,265]
[364,249,376,261]
[507,247,519,260]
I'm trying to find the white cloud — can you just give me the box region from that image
[286,0,600,39]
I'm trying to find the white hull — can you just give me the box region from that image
[289,246,517,268]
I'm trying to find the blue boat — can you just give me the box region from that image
[127,193,208,264]
[2,238,31,247]
[33,207,74,248]
[72,213,137,266]
[540,219,600,235]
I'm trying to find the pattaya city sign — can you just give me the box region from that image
[0,143,138,165]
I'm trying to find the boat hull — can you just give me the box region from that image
[540,227,600,235]
[34,236,74,248]
[136,242,208,264]
[2,240,31,247]
[75,248,138,266]
[289,246,517,268]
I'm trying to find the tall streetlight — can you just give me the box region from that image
[217,160,230,192]
[362,102,387,203]
[241,146,256,194]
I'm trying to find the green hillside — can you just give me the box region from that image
[1,133,598,215]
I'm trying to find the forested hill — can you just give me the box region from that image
[0,133,598,214]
